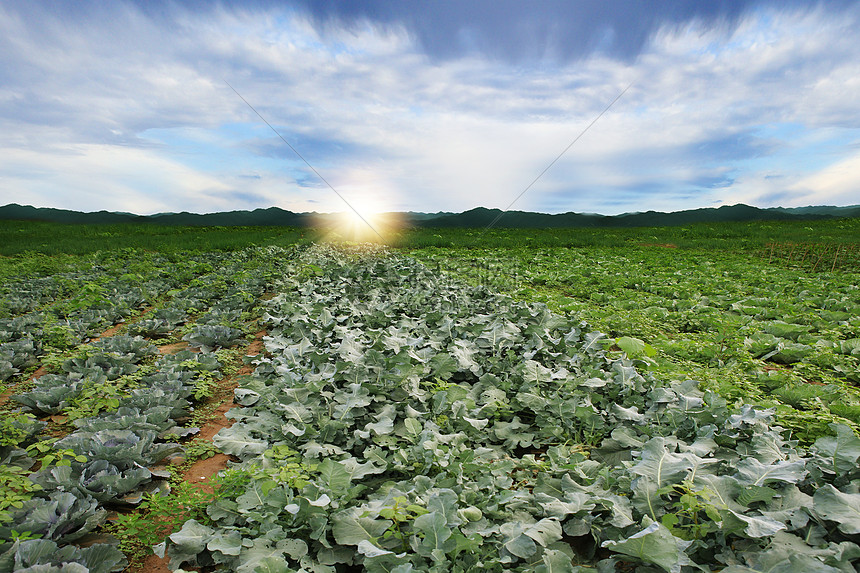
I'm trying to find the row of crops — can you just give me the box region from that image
[413,246,860,441]
[152,244,858,572]
[0,247,292,571]
[0,248,255,381]
[761,242,860,273]
[2,241,860,571]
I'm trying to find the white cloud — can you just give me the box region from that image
[0,144,235,214]
[786,150,860,206]
[1,2,859,215]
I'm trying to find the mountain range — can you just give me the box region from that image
[1,203,858,228]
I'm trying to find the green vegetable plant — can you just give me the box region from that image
[191,371,217,401]
[0,413,40,447]
[261,445,311,489]
[4,228,860,572]
[62,382,123,421]
[40,318,81,351]
[658,479,723,540]
[0,465,42,523]
[175,357,225,401]
[376,496,429,552]
[414,240,860,443]
[53,281,111,317]
[26,439,88,467]
[183,439,219,463]
[107,482,214,561]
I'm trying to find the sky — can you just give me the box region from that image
[1,0,859,216]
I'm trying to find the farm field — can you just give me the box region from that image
[411,240,860,443]
[1,219,859,572]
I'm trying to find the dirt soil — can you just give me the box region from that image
[0,366,47,408]
[157,341,195,355]
[91,322,126,341]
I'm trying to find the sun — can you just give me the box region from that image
[338,207,388,242]
[312,198,405,244]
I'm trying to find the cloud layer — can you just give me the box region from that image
[1,0,859,215]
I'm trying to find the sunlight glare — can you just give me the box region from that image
[312,197,404,244]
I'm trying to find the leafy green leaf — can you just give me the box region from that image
[168,519,214,568]
[723,510,787,538]
[503,531,537,560]
[331,510,391,546]
[629,438,700,519]
[535,548,578,573]
[318,459,352,495]
[602,520,692,573]
[524,518,563,547]
[212,426,269,459]
[414,511,455,561]
[616,336,656,358]
[735,458,807,487]
[812,423,860,475]
[813,485,860,534]
[206,531,243,556]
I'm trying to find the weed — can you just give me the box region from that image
[659,479,722,541]
[0,413,38,447]
[260,445,311,488]
[26,439,88,467]
[0,465,42,524]
[106,482,214,560]
[183,439,219,463]
[376,496,429,552]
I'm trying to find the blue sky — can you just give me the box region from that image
[1,0,859,216]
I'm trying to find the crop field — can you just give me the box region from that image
[1,219,859,572]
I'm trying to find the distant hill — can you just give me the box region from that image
[0,204,310,227]
[0,203,145,224]
[411,204,860,228]
[1,202,858,228]
[147,207,309,227]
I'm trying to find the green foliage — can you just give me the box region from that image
[412,238,860,442]
[394,217,860,251]
[0,413,39,448]
[377,496,430,551]
[0,244,299,570]
[183,439,219,463]
[62,381,124,421]
[39,317,80,351]
[53,281,110,317]
[0,538,126,572]
[3,224,860,571]
[108,483,214,556]
[0,465,42,524]
[25,439,88,467]
[176,359,220,400]
[659,480,723,540]
[260,445,311,488]
[0,221,310,256]
[155,245,860,572]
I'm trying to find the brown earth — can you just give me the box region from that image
[0,387,14,407]
[91,306,155,342]
[157,341,195,355]
[91,322,126,341]
[245,330,267,359]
